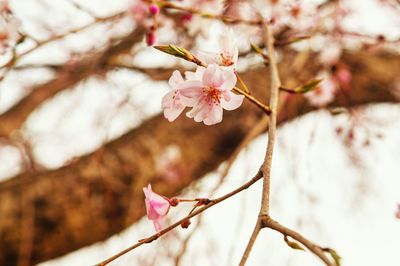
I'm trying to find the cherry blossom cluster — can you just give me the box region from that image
[161,29,244,125]
[305,66,352,107]
[129,0,160,46]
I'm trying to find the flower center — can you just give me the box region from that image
[220,53,234,66]
[205,86,221,105]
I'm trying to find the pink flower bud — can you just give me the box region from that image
[181,13,192,24]
[149,4,160,15]
[143,184,170,232]
[146,31,156,46]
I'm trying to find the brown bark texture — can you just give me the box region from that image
[0,48,399,265]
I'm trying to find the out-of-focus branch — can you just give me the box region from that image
[1,11,126,71]
[0,26,145,138]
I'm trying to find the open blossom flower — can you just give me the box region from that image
[305,72,337,107]
[143,184,170,232]
[197,28,239,67]
[161,70,200,121]
[396,204,400,219]
[162,64,244,125]
[186,64,243,125]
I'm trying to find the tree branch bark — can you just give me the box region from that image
[0,27,145,138]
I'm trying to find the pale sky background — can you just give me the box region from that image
[0,0,399,265]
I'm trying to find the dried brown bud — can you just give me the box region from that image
[195,198,211,206]
[169,197,179,207]
[377,35,385,42]
[181,219,191,229]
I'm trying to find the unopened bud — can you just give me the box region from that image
[149,4,160,15]
[181,219,191,229]
[181,13,192,23]
[377,35,385,42]
[154,44,194,61]
[195,198,211,206]
[290,5,301,18]
[146,31,156,46]
[169,197,179,207]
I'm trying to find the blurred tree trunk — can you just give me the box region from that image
[0,51,399,265]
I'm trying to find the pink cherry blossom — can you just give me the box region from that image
[319,41,342,66]
[143,184,170,232]
[161,70,200,122]
[129,1,148,25]
[186,64,243,125]
[396,204,400,219]
[197,28,239,67]
[162,65,243,125]
[305,72,337,107]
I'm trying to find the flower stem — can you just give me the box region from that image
[233,87,271,115]
[235,72,251,94]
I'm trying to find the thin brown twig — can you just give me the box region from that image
[263,217,334,266]
[233,87,271,115]
[239,20,281,266]
[95,171,263,266]
[161,2,262,26]
[173,116,269,265]
[239,21,337,266]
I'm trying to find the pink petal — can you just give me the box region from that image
[164,105,185,122]
[187,99,210,122]
[179,80,204,99]
[168,70,184,89]
[153,219,164,232]
[203,64,224,87]
[221,92,244,110]
[185,66,206,81]
[219,28,238,64]
[161,91,186,121]
[143,184,152,198]
[161,91,175,108]
[146,202,160,220]
[204,105,223,125]
[196,50,220,65]
[143,184,170,221]
[219,68,237,91]
[150,198,170,216]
